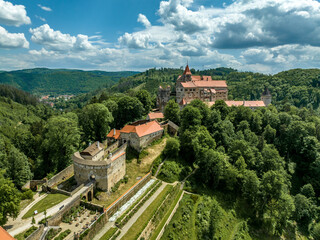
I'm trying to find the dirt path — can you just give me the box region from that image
[117,183,167,240]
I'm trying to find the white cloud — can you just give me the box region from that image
[38,4,52,12]
[0,0,30,26]
[0,26,29,48]
[29,24,94,51]
[118,32,152,49]
[137,14,151,28]
[35,15,46,22]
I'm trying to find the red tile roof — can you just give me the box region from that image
[147,112,164,120]
[120,120,163,137]
[0,227,15,240]
[107,129,121,140]
[181,80,227,88]
[207,100,266,108]
[244,101,266,107]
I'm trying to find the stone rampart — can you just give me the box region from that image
[47,165,74,188]
[25,224,44,240]
[106,172,151,218]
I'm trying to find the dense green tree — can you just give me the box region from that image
[211,100,229,120]
[180,105,202,131]
[41,113,80,174]
[135,90,152,115]
[189,99,210,124]
[79,103,113,142]
[293,194,317,227]
[163,138,180,158]
[0,170,20,225]
[7,147,33,188]
[163,99,180,125]
[263,125,276,144]
[115,96,144,128]
[197,149,227,188]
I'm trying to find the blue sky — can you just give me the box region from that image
[1,0,320,73]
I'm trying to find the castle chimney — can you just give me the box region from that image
[97,141,100,148]
[113,128,116,136]
[89,142,91,146]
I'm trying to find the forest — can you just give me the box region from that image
[0,68,138,95]
[1,67,320,239]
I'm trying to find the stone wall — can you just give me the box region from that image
[25,224,44,240]
[105,141,120,155]
[107,153,126,192]
[22,179,47,191]
[76,212,108,240]
[47,165,74,188]
[80,201,104,212]
[106,172,151,218]
[47,196,81,226]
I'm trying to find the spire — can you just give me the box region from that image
[183,64,192,75]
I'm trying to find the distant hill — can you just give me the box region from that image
[0,68,139,95]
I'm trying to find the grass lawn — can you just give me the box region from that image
[93,137,167,207]
[121,184,173,240]
[22,193,69,219]
[100,227,118,240]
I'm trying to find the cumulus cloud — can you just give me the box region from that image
[0,26,29,48]
[29,24,95,51]
[138,14,151,28]
[118,32,152,49]
[0,0,31,26]
[38,4,52,12]
[158,0,209,34]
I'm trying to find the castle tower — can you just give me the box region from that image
[157,85,171,112]
[180,65,192,82]
[261,87,272,106]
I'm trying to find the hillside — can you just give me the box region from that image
[0,68,139,95]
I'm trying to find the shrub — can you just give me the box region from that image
[21,189,34,200]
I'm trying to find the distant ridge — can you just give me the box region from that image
[0,68,140,95]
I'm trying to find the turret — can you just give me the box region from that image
[261,87,272,106]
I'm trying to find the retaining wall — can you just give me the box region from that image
[25,224,44,240]
[106,172,151,218]
[47,196,81,226]
[76,212,108,240]
[47,165,74,188]
[80,201,104,212]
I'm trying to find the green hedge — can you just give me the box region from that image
[53,229,71,240]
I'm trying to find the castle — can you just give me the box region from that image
[157,65,272,110]
[72,141,126,192]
